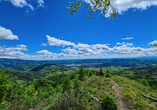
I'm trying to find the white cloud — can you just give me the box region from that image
[111,0,157,14]
[0,40,157,60]
[62,47,78,54]
[116,42,133,46]
[79,48,94,53]
[74,43,91,49]
[40,43,47,46]
[0,26,18,40]
[10,0,27,7]
[91,44,109,50]
[121,37,134,40]
[36,50,53,55]
[37,0,45,8]
[84,0,157,17]
[46,35,75,47]
[0,0,46,12]
[0,45,28,59]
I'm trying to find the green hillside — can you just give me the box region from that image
[0,64,76,89]
[1,64,157,110]
[112,65,157,87]
[10,63,41,71]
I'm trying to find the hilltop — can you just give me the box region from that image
[0,64,157,110]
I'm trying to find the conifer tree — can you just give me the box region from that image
[78,63,86,81]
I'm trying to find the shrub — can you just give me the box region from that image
[105,69,112,77]
[100,95,118,110]
[141,77,149,87]
[61,76,72,92]
[88,70,93,77]
[0,69,17,105]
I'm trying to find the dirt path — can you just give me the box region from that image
[109,78,132,110]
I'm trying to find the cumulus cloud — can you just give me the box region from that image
[74,43,91,49]
[0,40,157,60]
[46,35,75,47]
[111,0,157,14]
[121,37,134,40]
[91,44,109,50]
[0,44,29,59]
[0,26,18,40]
[36,50,53,55]
[109,42,156,55]
[62,47,78,54]
[84,0,157,17]
[0,0,45,12]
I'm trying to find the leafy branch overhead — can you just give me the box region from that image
[151,43,157,47]
[67,0,118,19]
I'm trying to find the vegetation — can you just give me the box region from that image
[141,77,150,87]
[105,69,112,77]
[101,95,117,110]
[111,65,157,87]
[1,62,157,110]
[112,76,157,109]
[67,0,117,19]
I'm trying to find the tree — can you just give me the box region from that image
[78,63,86,80]
[67,0,117,19]
[0,69,17,105]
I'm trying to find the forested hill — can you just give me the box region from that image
[10,63,40,71]
[0,58,75,69]
[0,64,76,88]
[74,59,157,65]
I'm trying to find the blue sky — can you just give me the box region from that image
[0,0,157,60]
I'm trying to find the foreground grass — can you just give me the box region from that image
[1,71,157,110]
[111,76,157,110]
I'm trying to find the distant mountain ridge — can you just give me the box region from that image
[1,58,157,71]
[30,64,57,72]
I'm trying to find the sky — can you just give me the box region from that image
[0,0,157,60]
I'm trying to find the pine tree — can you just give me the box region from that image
[78,63,86,81]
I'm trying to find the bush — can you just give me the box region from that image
[88,70,93,77]
[141,77,149,87]
[105,69,112,77]
[61,76,73,92]
[101,95,118,110]
[0,69,17,105]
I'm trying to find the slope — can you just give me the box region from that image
[1,69,157,110]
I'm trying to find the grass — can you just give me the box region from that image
[111,76,157,110]
[2,69,157,110]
